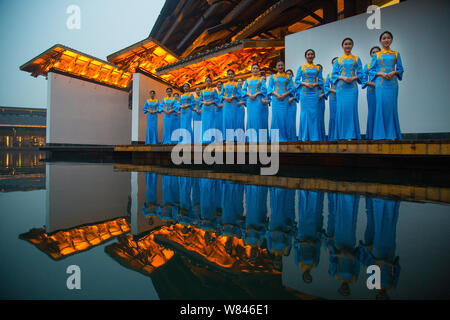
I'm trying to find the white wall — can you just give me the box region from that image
[48,72,131,145]
[45,163,131,233]
[132,72,181,143]
[286,0,450,135]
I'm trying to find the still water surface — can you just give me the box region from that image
[1,151,449,300]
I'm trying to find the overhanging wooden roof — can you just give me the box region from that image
[107,37,180,75]
[20,44,132,89]
[156,39,284,87]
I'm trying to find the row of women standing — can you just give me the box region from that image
[143,30,404,144]
[143,173,400,298]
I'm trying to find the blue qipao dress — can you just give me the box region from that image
[331,54,364,140]
[159,96,180,144]
[178,92,196,144]
[324,72,338,141]
[369,49,404,140]
[200,87,220,143]
[295,63,324,141]
[220,81,243,142]
[267,72,296,142]
[143,98,160,144]
[363,62,377,140]
[242,76,269,142]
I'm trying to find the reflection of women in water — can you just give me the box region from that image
[323,193,360,296]
[266,187,295,270]
[294,190,324,283]
[243,185,269,249]
[219,181,244,239]
[141,172,161,218]
[160,175,180,223]
[178,176,193,228]
[359,197,401,300]
[199,178,223,239]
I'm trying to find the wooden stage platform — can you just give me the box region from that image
[112,140,450,170]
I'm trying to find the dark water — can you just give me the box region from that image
[1,150,449,300]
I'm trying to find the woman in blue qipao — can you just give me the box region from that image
[242,63,270,143]
[324,57,338,141]
[200,76,220,143]
[193,87,203,144]
[142,90,160,145]
[267,61,295,142]
[363,46,381,140]
[220,69,243,142]
[331,38,364,140]
[317,64,327,140]
[178,83,196,144]
[215,81,224,141]
[173,93,181,141]
[295,49,324,141]
[286,69,298,141]
[295,190,324,283]
[159,87,180,144]
[369,31,404,140]
[236,78,246,136]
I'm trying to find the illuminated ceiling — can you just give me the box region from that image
[107,37,179,76]
[20,45,132,89]
[156,39,284,88]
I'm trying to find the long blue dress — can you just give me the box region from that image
[199,178,222,232]
[143,99,159,145]
[266,187,295,256]
[267,72,295,142]
[179,92,195,144]
[220,81,242,142]
[179,176,193,223]
[318,78,327,140]
[159,96,180,144]
[363,63,376,140]
[243,185,268,248]
[369,49,404,140]
[295,63,324,141]
[193,95,202,144]
[324,73,337,141]
[331,54,364,140]
[295,190,324,274]
[242,76,268,142]
[359,197,401,290]
[200,88,220,143]
[236,85,246,137]
[287,79,298,141]
[215,88,224,141]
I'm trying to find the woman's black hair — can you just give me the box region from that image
[332,56,338,64]
[149,90,155,94]
[285,69,293,75]
[205,75,212,81]
[166,87,172,91]
[251,63,260,69]
[304,49,315,57]
[317,64,323,70]
[379,31,393,41]
[341,37,354,46]
[370,46,381,55]
[227,69,235,74]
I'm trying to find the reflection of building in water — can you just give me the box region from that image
[323,193,360,297]
[0,107,46,148]
[20,218,130,260]
[359,197,401,300]
[294,190,324,283]
[0,151,46,192]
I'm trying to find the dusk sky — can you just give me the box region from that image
[0,0,165,109]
